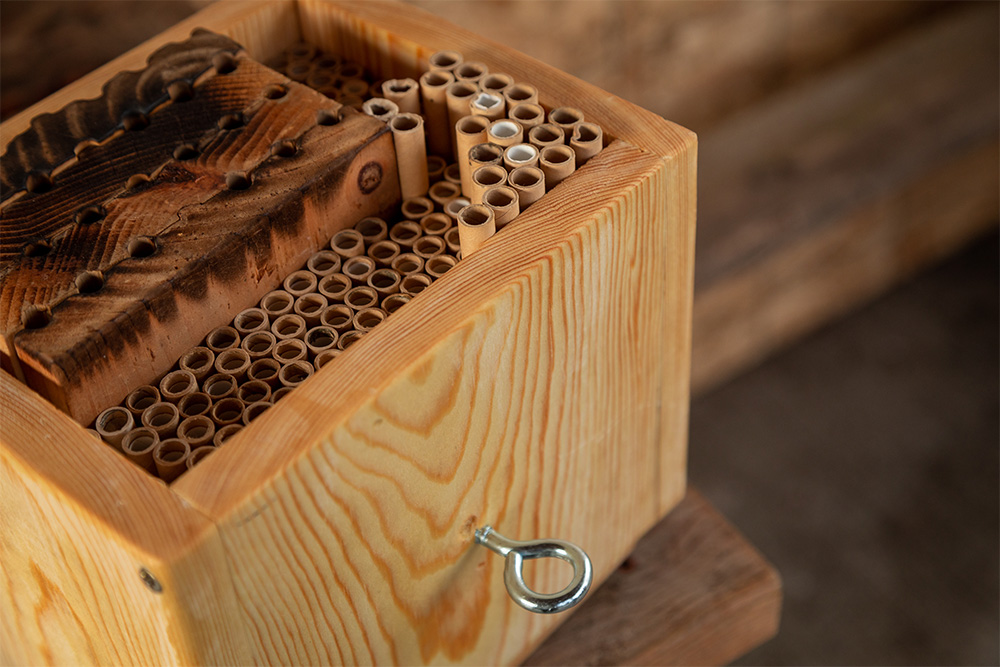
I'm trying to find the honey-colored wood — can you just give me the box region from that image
[0,1,696,664]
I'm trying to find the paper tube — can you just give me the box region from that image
[382,293,412,314]
[444,197,471,223]
[153,439,190,482]
[420,70,456,157]
[355,217,388,244]
[320,304,355,334]
[238,380,272,404]
[390,113,430,199]
[314,349,341,370]
[178,347,215,382]
[368,240,401,268]
[283,270,318,296]
[471,165,508,205]
[178,415,215,449]
[307,250,342,277]
[503,144,539,171]
[444,163,462,186]
[428,181,462,210]
[260,290,295,319]
[455,115,490,198]
[331,229,366,259]
[420,212,453,236]
[141,402,180,440]
[205,325,240,354]
[233,307,270,337]
[427,155,447,183]
[202,373,237,401]
[508,166,546,208]
[425,255,458,279]
[368,269,402,297]
[529,123,565,150]
[271,387,294,402]
[242,401,272,426]
[345,286,379,311]
[178,392,213,419]
[444,227,462,255]
[389,221,423,249]
[248,358,282,389]
[428,50,463,72]
[504,83,538,107]
[446,81,480,159]
[400,273,433,296]
[487,120,524,149]
[186,446,216,469]
[213,424,242,447]
[271,314,307,341]
[279,361,314,389]
[318,273,352,301]
[382,78,421,114]
[539,145,577,190]
[470,92,505,121]
[214,348,251,381]
[483,186,520,229]
[294,293,329,326]
[160,370,198,403]
[122,428,158,471]
[361,97,399,123]
[481,73,513,96]
[508,103,545,132]
[413,236,446,260]
[391,253,425,276]
[571,122,604,165]
[273,338,308,365]
[96,406,134,449]
[210,397,245,427]
[454,61,488,84]
[338,330,365,350]
[305,326,340,357]
[353,308,388,333]
[240,331,277,361]
[458,205,496,257]
[401,197,434,221]
[549,107,585,141]
[125,385,161,416]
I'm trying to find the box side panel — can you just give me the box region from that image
[175,140,691,664]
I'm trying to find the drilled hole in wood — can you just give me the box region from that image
[128,236,157,258]
[25,170,53,193]
[263,84,287,100]
[316,109,340,126]
[271,140,297,158]
[126,174,150,190]
[167,80,194,103]
[218,113,244,130]
[75,270,105,294]
[75,205,106,225]
[226,172,252,190]
[212,52,238,74]
[22,239,51,257]
[21,305,51,329]
[122,110,149,131]
[173,144,199,160]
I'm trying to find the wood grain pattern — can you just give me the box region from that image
[526,490,782,666]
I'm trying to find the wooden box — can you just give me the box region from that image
[0,1,696,664]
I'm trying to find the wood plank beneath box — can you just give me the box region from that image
[526,489,782,666]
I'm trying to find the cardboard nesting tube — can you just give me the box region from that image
[320,304,356,334]
[390,113,429,199]
[238,380,272,405]
[539,145,577,190]
[470,165,508,205]
[362,97,400,124]
[458,204,497,257]
[529,123,565,150]
[504,82,538,107]
[571,122,604,165]
[413,235,446,260]
[122,427,159,472]
[273,338,308,365]
[481,73,514,96]
[468,143,504,193]
[420,69,455,157]
[233,307,270,337]
[401,196,434,221]
[389,220,423,249]
[549,107,585,141]
[271,387,294,402]
[213,424,242,447]
[425,254,458,279]
[444,227,462,255]
[509,166,546,208]
[428,50,463,72]
[420,212,453,236]
[400,273,433,296]
[446,81,481,158]
[454,61,488,84]
[125,385,161,416]
[368,268,402,297]
[391,253,425,276]
[353,308,388,333]
[444,197,471,223]
[444,162,462,186]
[248,358,282,389]
[205,325,240,354]
[314,349,341,370]
[382,293,412,314]
[186,446,216,469]
[202,373,237,401]
[242,401,272,426]
[178,347,215,382]
[294,293,329,325]
[345,286,379,311]
[330,229,366,259]
[96,406,134,449]
[271,314,308,341]
[483,185,520,229]
[260,290,295,319]
[318,273,352,302]
[508,103,545,132]
[141,402,180,440]
[160,370,198,403]
[279,360,314,389]
[503,143,539,171]
[428,181,462,209]
[177,415,215,449]
[305,326,339,357]
[307,250,343,277]
[214,348,251,381]
[355,217,388,244]
[153,439,190,482]
[178,392,213,419]
[241,331,277,360]
[338,330,365,351]
[283,270,318,297]
[455,114,490,198]
[487,119,524,149]
[210,397,245,427]
[470,92,505,121]
[368,240,401,268]
[427,155,447,183]
[382,78,421,114]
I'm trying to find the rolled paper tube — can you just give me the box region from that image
[344,286,379,311]
[273,338,308,365]
[202,373,237,401]
[444,197,471,223]
[141,402,180,440]
[85,428,102,440]
[480,73,514,96]
[341,79,369,97]
[287,41,317,61]
[446,81,481,159]
[503,143,540,171]
[271,387,294,402]
[160,370,198,403]
[382,293,412,314]
[95,406,134,449]
[508,102,545,131]
[248,358,282,389]
[242,401,273,426]
[508,166,546,208]
[293,293,330,326]
[306,250,342,277]
[237,379,272,405]
[504,82,538,107]
[319,304,356,334]
[454,114,490,198]
[413,235,446,260]
[528,123,565,150]
[390,113,429,200]
[361,97,399,123]
[457,204,496,257]
[186,446,216,469]
[233,307,270,337]
[381,78,421,114]
[122,428,159,472]
[279,360,314,388]
[471,164,508,205]
[214,348,251,381]
[353,308,388,333]
[177,415,215,449]
[367,268,402,297]
[400,273,433,296]
[306,68,337,91]
[428,50,463,72]
[428,181,462,209]
[539,145,577,190]
[388,220,423,249]
[487,119,524,149]
[330,229,365,259]
[314,349,341,369]
[571,122,604,165]
[354,217,388,244]
[420,212,453,236]
[444,227,462,255]
[178,391,213,419]
[401,197,434,221]
[342,256,376,286]
[316,84,339,100]
[470,92,505,121]
[338,62,365,79]
[153,439,191,482]
[305,326,339,357]
[391,253,425,276]
[483,186,520,229]
[454,61,488,84]
[337,330,365,350]
[271,313,308,341]
[213,424,242,447]
[368,240,401,268]
[260,290,295,319]
[314,53,342,70]
[425,254,458,279]
[241,331,277,361]
[205,325,240,354]
[420,69,455,157]
[427,155,447,183]
[549,107,585,140]
[210,397,245,427]
[285,61,311,82]
[438,164,459,188]
[283,270,318,297]
[318,273,352,301]
[125,385,161,416]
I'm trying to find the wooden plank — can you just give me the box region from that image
[691,4,999,392]
[526,490,782,666]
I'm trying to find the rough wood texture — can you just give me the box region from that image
[526,490,782,666]
[691,4,999,392]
